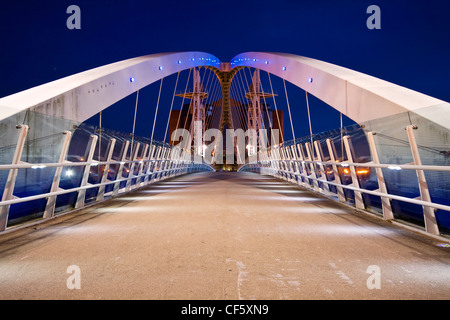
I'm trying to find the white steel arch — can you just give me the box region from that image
[0,52,221,123]
[230,52,450,130]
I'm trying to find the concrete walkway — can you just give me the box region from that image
[0,171,449,300]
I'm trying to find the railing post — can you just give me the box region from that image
[305,142,320,191]
[314,141,330,193]
[161,147,169,180]
[135,144,149,188]
[343,135,365,210]
[96,138,116,201]
[366,132,393,220]
[113,140,129,196]
[406,125,439,235]
[125,142,140,191]
[43,131,73,218]
[297,143,309,188]
[285,147,295,183]
[281,147,288,181]
[144,145,156,185]
[75,134,98,209]
[325,138,345,202]
[153,146,161,181]
[0,125,29,231]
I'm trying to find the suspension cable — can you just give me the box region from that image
[257,72,274,149]
[130,90,139,157]
[267,72,284,143]
[340,112,344,161]
[283,78,296,144]
[175,68,192,145]
[305,91,314,156]
[150,78,164,149]
[163,71,180,143]
[98,110,102,159]
[242,68,265,133]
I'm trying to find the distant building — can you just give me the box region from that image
[169,98,284,169]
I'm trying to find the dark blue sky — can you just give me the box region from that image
[1,0,449,142]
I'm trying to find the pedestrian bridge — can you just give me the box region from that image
[0,52,449,300]
[0,171,449,300]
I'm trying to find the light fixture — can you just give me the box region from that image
[130,77,135,83]
[282,66,287,71]
[308,77,313,83]
[159,66,163,70]
[178,60,182,64]
[31,165,46,169]
[65,169,74,177]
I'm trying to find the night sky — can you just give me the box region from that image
[1,0,449,142]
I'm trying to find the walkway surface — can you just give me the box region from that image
[0,171,449,300]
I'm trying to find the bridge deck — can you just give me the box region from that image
[0,171,449,300]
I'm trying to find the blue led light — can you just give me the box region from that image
[308,77,313,83]
[178,60,182,64]
[282,66,287,71]
[253,58,257,62]
[265,61,269,65]
[130,77,135,83]
[159,66,163,70]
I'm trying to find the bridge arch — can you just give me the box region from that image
[0,52,221,124]
[229,52,450,129]
[0,51,450,235]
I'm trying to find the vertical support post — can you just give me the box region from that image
[75,135,98,209]
[281,147,288,180]
[0,125,29,231]
[135,144,149,188]
[297,143,309,187]
[96,138,116,201]
[113,140,129,196]
[326,138,345,202]
[144,145,156,185]
[125,142,140,191]
[406,125,439,235]
[366,132,393,220]
[290,145,299,184]
[159,147,167,180]
[305,142,319,191]
[343,135,365,210]
[314,141,330,193]
[44,131,73,218]
[285,147,294,183]
[154,146,162,182]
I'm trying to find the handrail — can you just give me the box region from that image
[0,162,212,207]
[0,125,215,232]
[239,128,450,236]
[257,166,450,213]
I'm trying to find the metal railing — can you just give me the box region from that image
[0,125,215,232]
[239,125,450,236]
